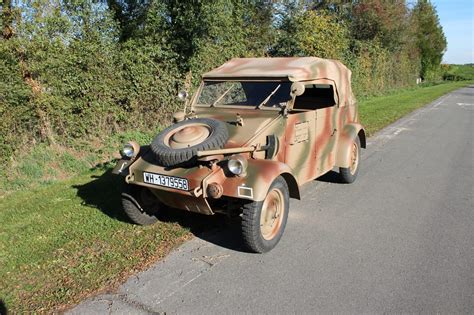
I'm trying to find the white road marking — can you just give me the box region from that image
[457,102,474,110]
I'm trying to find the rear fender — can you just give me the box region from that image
[335,123,366,168]
[207,159,300,202]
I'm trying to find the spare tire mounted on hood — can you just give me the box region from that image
[150,118,229,167]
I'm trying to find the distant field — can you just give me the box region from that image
[0,80,471,312]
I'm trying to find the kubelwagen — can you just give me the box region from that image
[113,57,366,253]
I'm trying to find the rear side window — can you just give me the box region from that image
[293,84,336,110]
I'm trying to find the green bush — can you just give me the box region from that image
[273,10,350,60]
[349,40,419,97]
[442,64,474,81]
[0,39,33,162]
[0,0,449,188]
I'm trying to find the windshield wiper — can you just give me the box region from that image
[257,84,281,109]
[211,85,234,107]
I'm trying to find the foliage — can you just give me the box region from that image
[0,0,448,179]
[442,64,474,81]
[144,0,273,85]
[350,0,409,52]
[349,40,419,96]
[273,9,350,60]
[412,0,447,80]
[0,39,32,161]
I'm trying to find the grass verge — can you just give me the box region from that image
[358,80,472,135]
[0,80,471,312]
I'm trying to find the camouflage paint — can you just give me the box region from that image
[117,57,365,215]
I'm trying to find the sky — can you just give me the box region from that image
[432,0,474,64]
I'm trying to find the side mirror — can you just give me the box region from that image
[178,90,189,101]
[290,82,305,97]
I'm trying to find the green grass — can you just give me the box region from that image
[359,80,472,135]
[0,80,471,312]
[0,170,193,312]
[0,129,159,195]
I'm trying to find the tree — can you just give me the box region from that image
[350,0,409,52]
[273,9,350,60]
[1,0,14,39]
[412,0,446,79]
[106,0,151,41]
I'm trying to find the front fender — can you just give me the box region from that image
[206,159,300,202]
[335,122,366,168]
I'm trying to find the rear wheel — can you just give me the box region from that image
[339,137,361,183]
[241,176,289,253]
[122,185,161,225]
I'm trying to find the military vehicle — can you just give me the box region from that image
[113,57,366,253]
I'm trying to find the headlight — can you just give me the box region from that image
[121,141,140,159]
[227,155,248,176]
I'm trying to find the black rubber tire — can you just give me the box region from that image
[121,185,161,225]
[339,136,361,184]
[241,176,289,253]
[150,118,229,167]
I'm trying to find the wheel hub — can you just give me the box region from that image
[349,141,359,175]
[260,188,285,240]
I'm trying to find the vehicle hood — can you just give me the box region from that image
[194,107,282,148]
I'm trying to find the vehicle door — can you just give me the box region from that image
[284,106,316,183]
[312,84,338,175]
[288,83,339,180]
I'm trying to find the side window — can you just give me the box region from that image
[293,84,336,110]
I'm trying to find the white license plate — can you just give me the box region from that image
[143,172,189,191]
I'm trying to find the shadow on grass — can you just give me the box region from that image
[73,169,247,252]
[73,169,130,223]
[0,299,7,315]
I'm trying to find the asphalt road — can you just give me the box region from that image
[70,86,474,314]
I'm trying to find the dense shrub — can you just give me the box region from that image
[442,64,474,81]
[0,0,448,168]
[0,40,32,161]
[349,40,419,96]
[273,10,350,60]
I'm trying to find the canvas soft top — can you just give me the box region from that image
[203,57,356,107]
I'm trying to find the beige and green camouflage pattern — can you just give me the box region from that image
[203,57,356,108]
[114,57,365,215]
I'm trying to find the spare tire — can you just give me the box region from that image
[151,118,229,167]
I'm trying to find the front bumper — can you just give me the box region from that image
[114,145,254,213]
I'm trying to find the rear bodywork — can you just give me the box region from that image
[114,57,365,215]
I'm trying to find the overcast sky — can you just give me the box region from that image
[432,0,474,64]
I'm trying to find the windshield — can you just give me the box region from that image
[197,81,292,108]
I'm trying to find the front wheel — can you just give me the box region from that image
[241,176,289,253]
[121,185,161,225]
[339,137,361,183]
